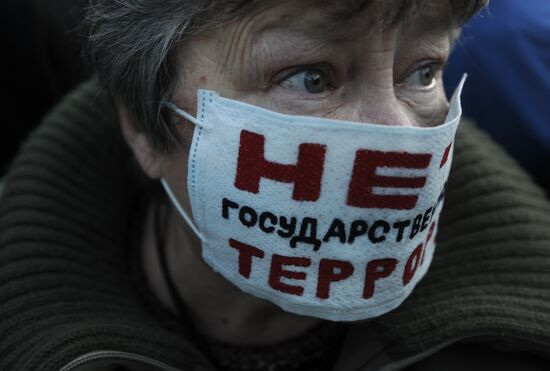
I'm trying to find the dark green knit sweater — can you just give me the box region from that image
[1,79,550,370]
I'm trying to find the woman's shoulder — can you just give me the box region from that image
[357,119,550,369]
[0,79,212,371]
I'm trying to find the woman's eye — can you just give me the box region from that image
[280,68,329,94]
[403,65,436,87]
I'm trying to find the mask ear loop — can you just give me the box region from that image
[163,101,205,128]
[160,101,206,242]
[160,178,205,243]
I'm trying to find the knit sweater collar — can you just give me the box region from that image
[2,78,550,370]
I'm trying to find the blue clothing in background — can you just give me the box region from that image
[445,1,550,188]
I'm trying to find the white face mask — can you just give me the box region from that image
[162,76,465,322]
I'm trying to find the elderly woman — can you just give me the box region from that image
[1,0,550,370]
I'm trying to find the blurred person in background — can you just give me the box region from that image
[445,0,550,194]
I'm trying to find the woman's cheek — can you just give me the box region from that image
[398,86,449,127]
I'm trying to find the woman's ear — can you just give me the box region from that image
[118,105,163,179]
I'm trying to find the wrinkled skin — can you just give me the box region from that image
[121,0,456,345]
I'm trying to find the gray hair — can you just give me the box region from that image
[86,0,488,153]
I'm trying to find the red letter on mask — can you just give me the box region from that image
[402,244,423,286]
[229,239,265,279]
[269,254,311,296]
[347,150,432,210]
[235,130,327,201]
[363,258,397,299]
[316,259,355,299]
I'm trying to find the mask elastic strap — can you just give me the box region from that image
[163,101,205,128]
[160,178,205,242]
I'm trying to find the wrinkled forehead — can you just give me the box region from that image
[323,0,454,40]
[321,0,452,24]
[231,0,454,42]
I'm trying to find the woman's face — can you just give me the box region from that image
[175,0,454,125]
[150,0,456,218]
